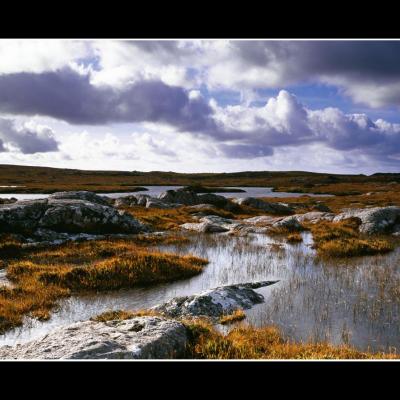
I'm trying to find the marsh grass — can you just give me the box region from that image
[0,239,208,333]
[91,309,161,322]
[286,233,303,243]
[219,309,246,325]
[305,219,394,258]
[184,320,399,359]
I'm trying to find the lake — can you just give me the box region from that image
[0,186,331,201]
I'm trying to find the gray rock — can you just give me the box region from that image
[49,191,110,206]
[0,316,188,360]
[232,197,293,214]
[158,189,234,210]
[293,211,336,224]
[114,195,138,207]
[145,199,180,209]
[0,192,147,237]
[152,281,278,319]
[180,221,229,233]
[334,206,400,234]
[272,215,303,231]
[158,190,198,205]
[311,203,332,212]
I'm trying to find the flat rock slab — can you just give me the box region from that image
[152,281,278,319]
[0,316,188,360]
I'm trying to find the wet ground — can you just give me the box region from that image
[1,231,399,353]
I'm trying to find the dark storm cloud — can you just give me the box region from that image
[233,41,400,83]
[0,118,59,154]
[218,143,274,158]
[0,68,217,132]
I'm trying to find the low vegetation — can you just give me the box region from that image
[306,219,394,257]
[0,239,208,333]
[286,233,303,243]
[184,320,399,359]
[91,309,161,322]
[219,309,246,325]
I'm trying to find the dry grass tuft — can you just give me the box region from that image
[0,239,207,333]
[219,309,246,325]
[184,320,399,359]
[306,219,394,258]
[286,233,303,243]
[91,309,162,322]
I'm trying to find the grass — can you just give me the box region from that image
[219,309,246,325]
[306,219,394,257]
[287,233,303,243]
[91,309,161,322]
[317,238,394,257]
[0,239,208,333]
[184,320,399,359]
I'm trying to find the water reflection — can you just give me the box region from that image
[1,231,399,353]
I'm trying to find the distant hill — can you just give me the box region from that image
[0,164,399,194]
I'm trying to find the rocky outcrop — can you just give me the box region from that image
[334,206,400,234]
[0,316,188,360]
[152,281,278,320]
[272,215,303,231]
[0,197,17,205]
[0,192,147,239]
[232,197,293,215]
[292,211,335,224]
[180,221,230,233]
[158,189,234,210]
[49,191,111,206]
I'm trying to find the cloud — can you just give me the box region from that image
[0,40,91,75]
[0,118,59,153]
[0,68,217,133]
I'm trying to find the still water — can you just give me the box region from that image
[1,232,399,353]
[0,186,331,201]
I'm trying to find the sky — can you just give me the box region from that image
[0,39,400,174]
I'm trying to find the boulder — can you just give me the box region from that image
[272,215,303,231]
[158,190,198,205]
[49,191,110,206]
[333,206,400,234]
[113,196,138,207]
[0,197,17,205]
[0,316,188,360]
[232,197,293,214]
[293,211,336,224]
[180,221,229,233]
[158,189,235,210]
[0,192,147,237]
[152,281,278,320]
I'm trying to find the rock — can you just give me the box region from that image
[0,316,188,360]
[272,216,303,231]
[49,191,110,206]
[158,189,198,205]
[135,194,152,206]
[232,197,293,215]
[0,197,17,205]
[152,281,278,320]
[293,211,336,224]
[0,192,147,237]
[180,221,229,233]
[334,206,400,234]
[145,199,180,209]
[311,203,332,212]
[114,196,138,207]
[158,189,235,210]
[243,215,281,226]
